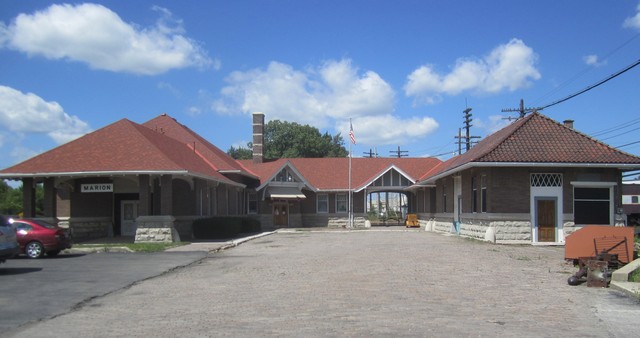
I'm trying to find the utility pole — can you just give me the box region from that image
[454,107,481,153]
[363,148,378,158]
[501,99,540,119]
[390,146,408,158]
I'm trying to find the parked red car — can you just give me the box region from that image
[12,219,72,258]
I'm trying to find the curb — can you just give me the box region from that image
[610,281,640,299]
[211,231,277,253]
[64,246,134,254]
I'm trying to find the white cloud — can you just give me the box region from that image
[623,3,640,30]
[583,54,606,67]
[0,3,214,75]
[213,59,395,127]
[214,59,438,145]
[186,106,202,116]
[404,39,541,105]
[0,85,92,144]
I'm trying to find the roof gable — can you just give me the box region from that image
[142,114,256,177]
[256,160,314,191]
[240,157,443,191]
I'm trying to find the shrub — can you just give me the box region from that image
[192,217,261,239]
[630,267,640,283]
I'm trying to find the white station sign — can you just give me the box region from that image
[81,183,113,193]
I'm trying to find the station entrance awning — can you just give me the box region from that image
[267,186,306,199]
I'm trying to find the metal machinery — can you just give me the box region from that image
[565,226,635,287]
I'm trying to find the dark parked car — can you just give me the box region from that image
[0,216,20,263]
[12,219,72,258]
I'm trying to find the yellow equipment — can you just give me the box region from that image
[405,214,419,228]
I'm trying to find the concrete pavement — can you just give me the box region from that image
[7,230,640,337]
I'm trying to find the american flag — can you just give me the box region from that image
[349,121,356,144]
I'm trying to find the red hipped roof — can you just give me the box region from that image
[420,112,640,183]
[0,117,237,185]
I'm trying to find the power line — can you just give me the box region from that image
[615,140,640,149]
[533,32,640,106]
[591,116,640,137]
[538,58,640,111]
[600,127,640,141]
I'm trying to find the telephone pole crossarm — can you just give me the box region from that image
[501,99,542,118]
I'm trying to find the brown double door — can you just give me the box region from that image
[273,203,289,227]
[537,199,556,242]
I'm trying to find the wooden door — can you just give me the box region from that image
[273,203,289,227]
[537,199,556,242]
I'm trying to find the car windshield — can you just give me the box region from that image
[30,220,58,229]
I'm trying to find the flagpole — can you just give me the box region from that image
[348,118,352,229]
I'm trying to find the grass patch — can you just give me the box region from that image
[630,267,640,283]
[74,242,188,253]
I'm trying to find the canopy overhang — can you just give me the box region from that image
[267,186,306,199]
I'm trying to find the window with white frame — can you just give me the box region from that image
[247,193,258,214]
[317,194,328,213]
[275,169,294,182]
[336,194,347,213]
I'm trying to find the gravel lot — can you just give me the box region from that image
[8,230,640,337]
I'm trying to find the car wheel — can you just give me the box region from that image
[47,250,61,257]
[25,241,44,258]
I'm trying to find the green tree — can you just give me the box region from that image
[227,143,253,160]
[0,181,44,216]
[227,120,348,159]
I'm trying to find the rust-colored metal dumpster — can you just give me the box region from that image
[565,225,634,264]
[565,225,635,287]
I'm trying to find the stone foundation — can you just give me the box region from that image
[134,216,180,243]
[429,218,532,244]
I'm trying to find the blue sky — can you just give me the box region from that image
[1,1,640,170]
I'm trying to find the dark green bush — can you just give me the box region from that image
[192,217,261,239]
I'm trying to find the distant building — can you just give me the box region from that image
[622,180,640,226]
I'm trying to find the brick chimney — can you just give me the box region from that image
[563,119,574,129]
[252,112,265,163]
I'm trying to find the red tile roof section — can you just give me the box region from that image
[240,157,443,190]
[0,119,235,184]
[423,112,640,180]
[142,114,256,177]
